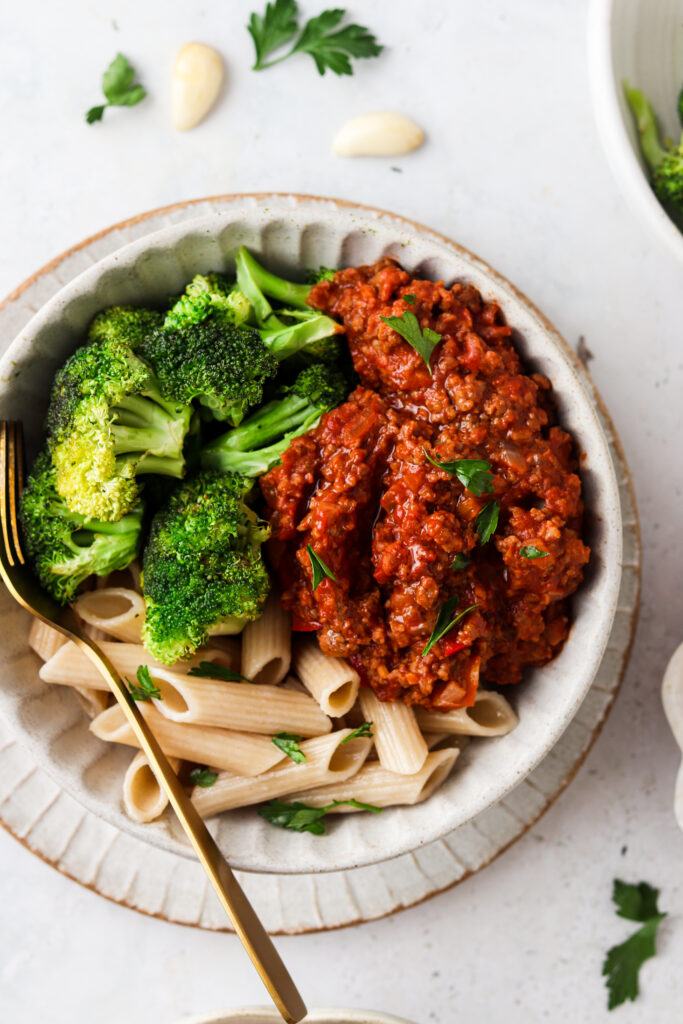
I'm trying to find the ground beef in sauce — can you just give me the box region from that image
[260,259,590,712]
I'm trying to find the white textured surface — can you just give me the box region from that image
[0,3,681,1024]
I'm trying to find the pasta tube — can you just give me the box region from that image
[241,592,291,685]
[28,619,66,663]
[415,689,518,737]
[74,587,146,643]
[359,688,428,775]
[122,750,181,824]
[293,637,359,717]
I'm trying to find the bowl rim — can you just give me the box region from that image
[0,193,623,874]
[587,0,683,265]
[181,1008,416,1024]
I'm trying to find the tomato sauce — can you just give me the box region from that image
[260,260,590,712]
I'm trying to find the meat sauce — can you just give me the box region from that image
[260,260,590,712]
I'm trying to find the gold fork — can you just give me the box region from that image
[0,421,306,1024]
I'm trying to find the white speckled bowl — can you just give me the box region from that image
[182,1009,415,1024]
[588,0,683,264]
[0,195,622,874]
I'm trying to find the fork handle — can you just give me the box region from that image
[77,633,307,1023]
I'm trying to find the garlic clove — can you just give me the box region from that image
[332,111,424,157]
[172,43,224,132]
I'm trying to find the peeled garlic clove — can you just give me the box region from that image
[172,43,224,131]
[332,112,424,157]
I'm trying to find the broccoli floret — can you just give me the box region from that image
[625,83,683,227]
[201,364,348,476]
[20,451,143,604]
[235,247,343,363]
[87,306,164,348]
[46,335,193,522]
[164,273,251,331]
[141,471,271,663]
[135,316,278,425]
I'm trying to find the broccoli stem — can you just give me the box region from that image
[207,394,316,452]
[201,435,299,477]
[111,394,191,463]
[261,314,342,360]
[235,247,311,312]
[624,82,667,172]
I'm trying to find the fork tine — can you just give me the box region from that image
[0,422,15,568]
[8,423,26,565]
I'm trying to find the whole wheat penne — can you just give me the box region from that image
[74,587,146,643]
[424,731,449,751]
[415,689,518,737]
[289,747,459,810]
[28,619,66,663]
[122,750,181,824]
[90,703,285,776]
[72,686,109,719]
[359,688,428,775]
[39,641,241,691]
[293,637,359,717]
[241,592,291,685]
[191,730,372,816]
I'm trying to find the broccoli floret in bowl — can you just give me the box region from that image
[164,273,251,331]
[141,471,271,664]
[625,83,683,230]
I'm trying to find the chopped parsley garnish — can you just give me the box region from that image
[306,544,337,590]
[128,665,160,702]
[187,662,251,683]
[248,0,383,76]
[259,797,382,834]
[603,880,666,1010]
[403,293,416,304]
[189,767,218,788]
[86,53,147,124]
[452,553,471,570]
[520,545,549,559]
[272,732,306,763]
[422,449,494,496]
[476,501,500,545]
[380,312,442,374]
[422,597,480,657]
[341,722,373,743]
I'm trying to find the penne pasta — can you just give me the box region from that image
[90,703,286,777]
[28,619,66,663]
[293,637,359,717]
[122,750,181,824]
[289,747,459,810]
[241,592,291,685]
[359,688,428,775]
[74,587,146,643]
[415,689,519,737]
[72,686,109,720]
[191,730,372,817]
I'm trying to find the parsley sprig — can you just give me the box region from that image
[306,545,337,590]
[187,662,252,683]
[259,797,382,834]
[603,880,666,1010]
[422,597,480,657]
[128,665,160,702]
[272,732,306,763]
[380,312,442,374]
[452,553,471,570]
[189,767,218,788]
[520,545,549,559]
[423,449,494,496]
[248,1,383,76]
[86,54,146,124]
[476,501,500,544]
[341,722,373,743]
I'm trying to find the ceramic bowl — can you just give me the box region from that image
[0,195,622,874]
[588,0,683,264]
[182,1010,415,1024]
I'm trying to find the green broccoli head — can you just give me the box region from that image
[201,363,348,476]
[141,471,271,663]
[135,316,278,425]
[20,451,143,604]
[625,82,683,226]
[164,274,251,331]
[87,306,164,348]
[46,335,193,522]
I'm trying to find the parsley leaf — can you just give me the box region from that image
[86,53,146,124]
[603,881,666,1010]
[248,2,383,75]
[422,597,480,657]
[272,732,306,763]
[187,662,251,683]
[340,722,373,743]
[248,0,299,70]
[189,767,218,788]
[452,553,471,570]
[128,665,160,702]
[380,312,442,374]
[520,545,549,559]
[306,544,337,590]
[476,501,500,544]
[259,797,382,834]
[403,293,416,304]
[422,449,494,496]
